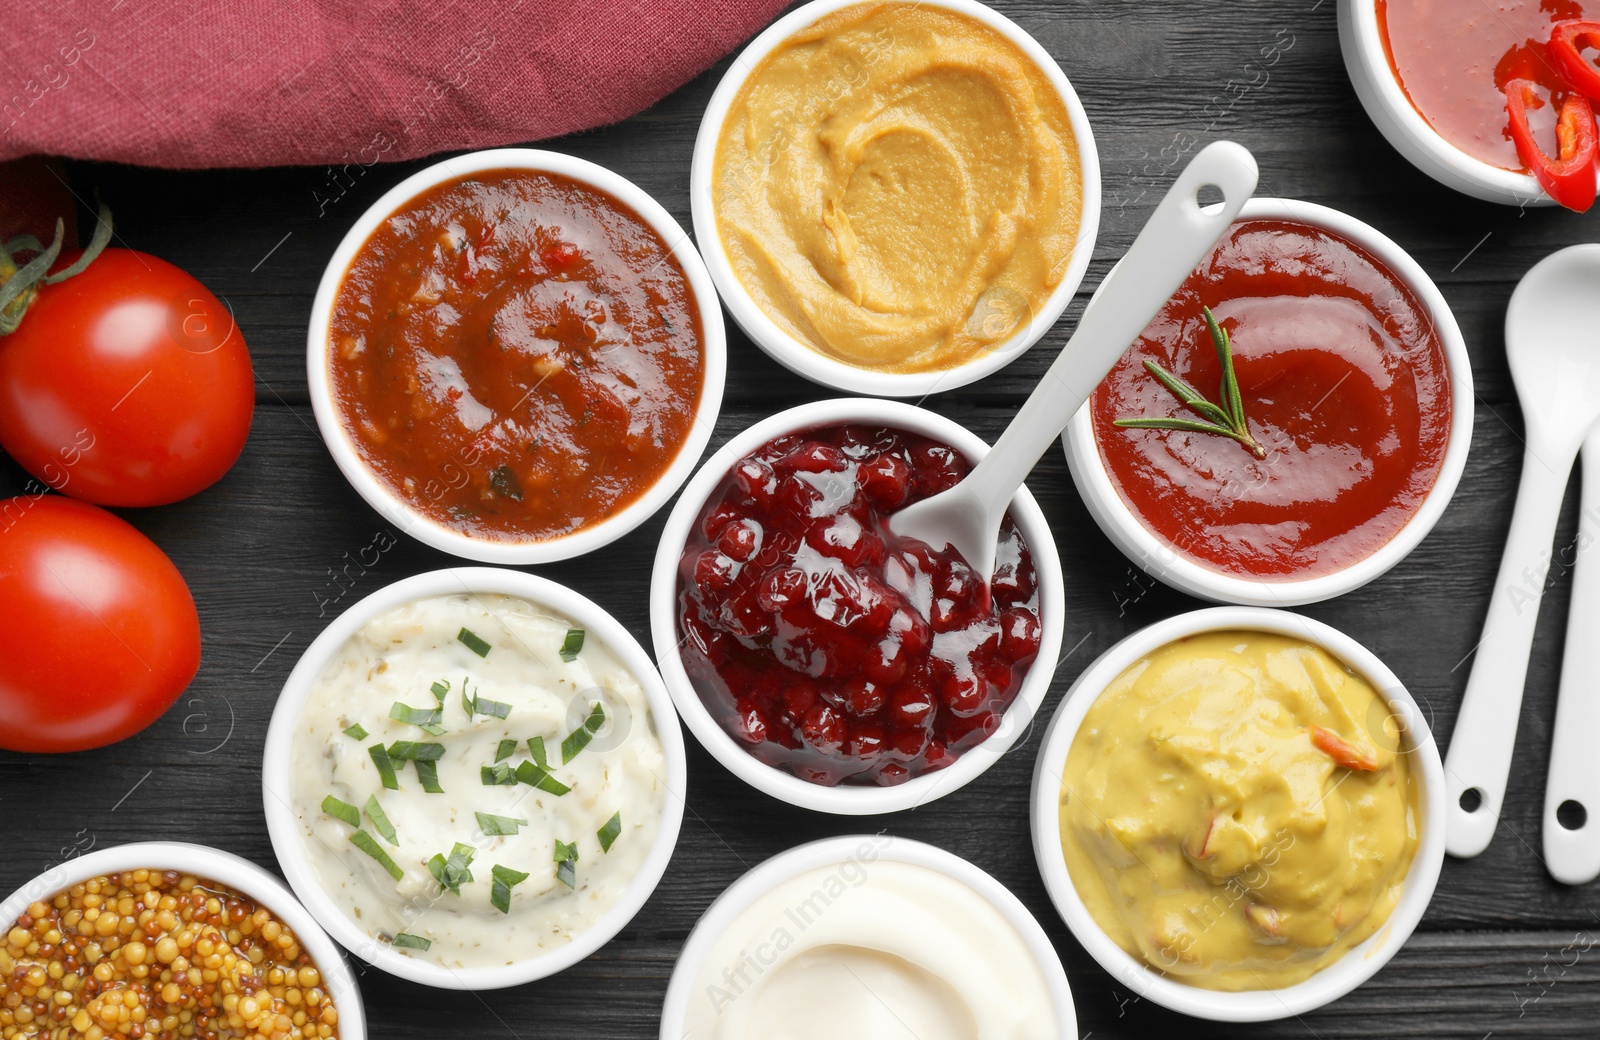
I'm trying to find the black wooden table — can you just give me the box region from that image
[6,1,1600,1036]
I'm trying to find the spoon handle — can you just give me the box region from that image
[1544,435,1600,883]
[961,141,1259,509]
[1446,441,1578,858]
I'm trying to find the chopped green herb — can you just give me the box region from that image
[350,830,404,881]
[488,464,524,502]
[597,811,622,853]
[389,702,445,735]
[459,679,512,721]
[392,933,431,950]
[430,679,450,704]
[369,743,399,790]
[364,795,398,845]
[414,758,444,794]
[554,839,579,889]
[515,759,572,796]
[481,763,517,786]
[473,696,512,720]
[494,738,518,763]
[446,842,476,891]
[321,795,360,828]
[458,627,492,657]
[475,812,528,836]
[558,628,585,663]
[560,702,606,764]
[428,841,478,896]
[342,723,368,740]
[528,736,549,769]
[489,864,530,914]
[386,741,445,761]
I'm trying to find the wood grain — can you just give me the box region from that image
[5,0,1600,1036]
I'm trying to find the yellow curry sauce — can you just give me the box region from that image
[1059,632,1419,990]
[711,2,1083,373]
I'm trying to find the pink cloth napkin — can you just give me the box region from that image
[2,0,789,169]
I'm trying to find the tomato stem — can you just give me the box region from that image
[0,197,114,336]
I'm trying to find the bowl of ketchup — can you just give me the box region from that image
[1065,198,1473,607]
[1338,0,1600,207]
[650,397,1065,815]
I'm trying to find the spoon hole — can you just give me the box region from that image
[1459,787,1484,813]
[1558,799,1588,831]
[1195,183,1226,212]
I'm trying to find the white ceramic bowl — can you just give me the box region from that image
[307,147,727,564]
[689,0,1102,398]
[1064,197,1474,606]
[0,841,367,1039]
[651,397,1064,814]
[1030,606,1445,1022]
[1337,0,1593,206]
[262,566,687,990]
[659,834,1078,1037]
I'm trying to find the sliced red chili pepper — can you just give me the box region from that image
[1310,726,1380,772]
[1550,21,1600,101]
[1504,77,1599,212]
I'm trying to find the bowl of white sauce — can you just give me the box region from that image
[262,567,687,989]
[660,834,1077,1037]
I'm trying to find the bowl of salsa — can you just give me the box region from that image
[1339,0,1600,208]
[308,149,726,563]
[1064,199,1473,606]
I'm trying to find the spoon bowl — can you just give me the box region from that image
[888,141,1259,581]
[1504,245,1600,443]
[1446,243,1600,859]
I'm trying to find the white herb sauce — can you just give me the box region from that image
[288,593,667,968]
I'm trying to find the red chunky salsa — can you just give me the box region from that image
[328,169,704,541]
[677,424,1043,787]
[1090,219,1452,580]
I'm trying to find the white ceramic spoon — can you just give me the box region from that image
[1542,246,1600,883]
[1446,243,1600,860]
[890,141,1259,580]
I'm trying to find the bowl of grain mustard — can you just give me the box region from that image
[0,842,364,1040]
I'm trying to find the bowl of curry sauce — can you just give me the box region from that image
[1030,606,1445,1021]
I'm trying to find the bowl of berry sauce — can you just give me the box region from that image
[650,398,1065,815]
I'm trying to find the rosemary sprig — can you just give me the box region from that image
[1114,306,1267,460]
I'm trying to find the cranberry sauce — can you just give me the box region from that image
[676,424,1043,786]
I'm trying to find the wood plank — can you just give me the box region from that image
[7,0,1600,1035]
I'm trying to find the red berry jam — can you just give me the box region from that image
[676,423,1043,787]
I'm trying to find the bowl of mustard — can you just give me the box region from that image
[1029,606,1445,1021]
[690,0,1101,398]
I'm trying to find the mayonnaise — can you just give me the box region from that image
[683,851,1061,1039]
[287,593,667,969]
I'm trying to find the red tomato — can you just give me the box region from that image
[0,495,201,753]
[0,249,255,506]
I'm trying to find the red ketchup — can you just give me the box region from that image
[1089,219,1452,580]
[677,424,1043,786]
